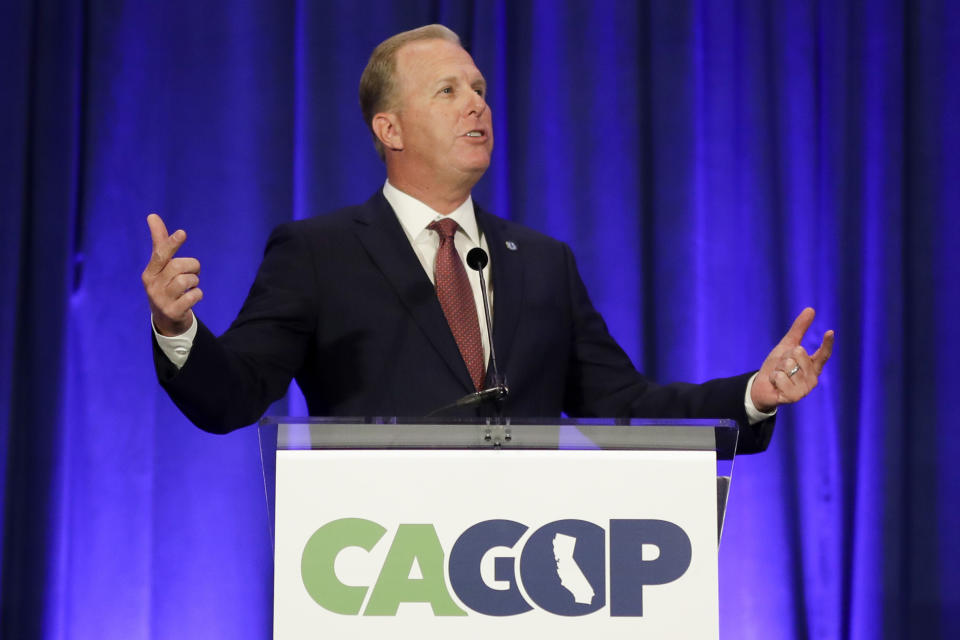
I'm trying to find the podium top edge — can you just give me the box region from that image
[259,416,739,428]
[256,418,740,459]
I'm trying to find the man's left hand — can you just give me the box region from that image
[751,307,835,413]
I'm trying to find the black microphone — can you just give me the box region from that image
[426,247,508,417]
[465,247,488,270]
[466,247,506,393]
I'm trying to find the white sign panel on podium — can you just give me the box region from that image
[272,445,720,639]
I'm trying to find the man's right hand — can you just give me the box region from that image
[142,213,203,336]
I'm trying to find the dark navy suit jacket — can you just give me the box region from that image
[154,191,774,453]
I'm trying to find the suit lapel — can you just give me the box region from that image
[476,206,523,380]
[351,192,476,394]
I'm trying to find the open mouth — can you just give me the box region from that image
[464,130,485,138]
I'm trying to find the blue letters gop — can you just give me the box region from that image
[300,518,692,617]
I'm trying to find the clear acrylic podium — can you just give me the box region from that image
[259,417,738,639]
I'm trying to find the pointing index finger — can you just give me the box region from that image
[145,214,187,274]
[147,213,169,249]
[781,307,815,347]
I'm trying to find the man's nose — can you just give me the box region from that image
[466,91,487,117]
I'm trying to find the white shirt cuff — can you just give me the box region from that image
[744,371,777,425]
[152,314,197,370]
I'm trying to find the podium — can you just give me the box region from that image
[259,418,738,639]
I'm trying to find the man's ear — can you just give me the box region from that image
[372,112,403,151]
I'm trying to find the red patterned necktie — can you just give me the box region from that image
[428,218,486,391]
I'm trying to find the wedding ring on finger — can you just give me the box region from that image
[787,364,801,378]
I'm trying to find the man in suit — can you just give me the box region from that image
[142,25,833,453]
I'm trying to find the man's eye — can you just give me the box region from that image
[475,89,485,97]
[440,87,453,95]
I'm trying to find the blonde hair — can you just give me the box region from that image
[359,24,462,160]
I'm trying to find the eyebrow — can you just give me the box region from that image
[433,75,487,89]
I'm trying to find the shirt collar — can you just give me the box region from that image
[383,180,480,245]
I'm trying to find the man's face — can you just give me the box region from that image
[389,39,493,187]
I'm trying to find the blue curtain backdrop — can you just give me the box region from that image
[2,0,957,638]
